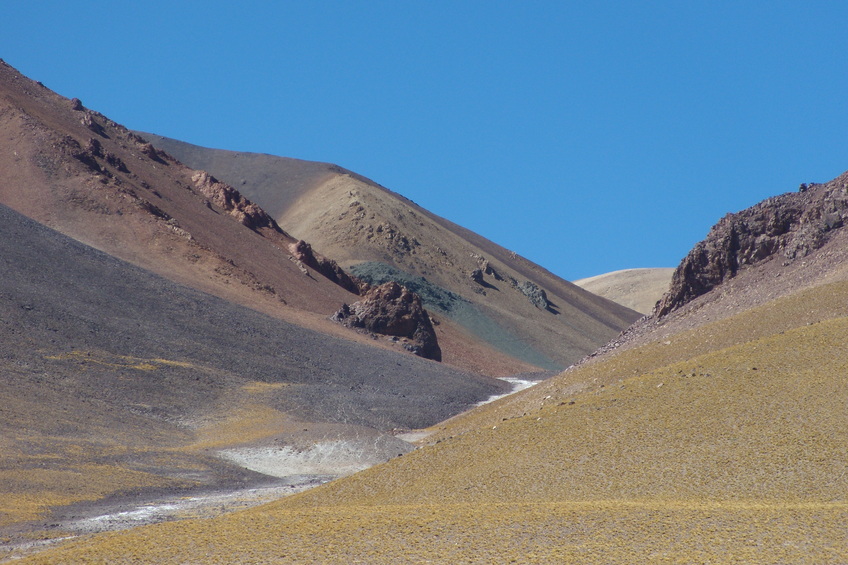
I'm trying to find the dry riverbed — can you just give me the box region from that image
[1,374,542,562]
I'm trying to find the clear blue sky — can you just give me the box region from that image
[4,1,848,280]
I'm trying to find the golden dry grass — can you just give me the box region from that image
[0,353,224,529]
[19,282,848,563]
[0,466,175,528]
[16,500,848,564]
[188,382,292,450]
[428,278,848,440]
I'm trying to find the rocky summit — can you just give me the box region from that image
[657,177,848,316]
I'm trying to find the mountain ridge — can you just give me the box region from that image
[140,133,640,370]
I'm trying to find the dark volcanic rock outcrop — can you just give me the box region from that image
[656,177,848,316]
[333,282,442,361]
[516,280,551,310]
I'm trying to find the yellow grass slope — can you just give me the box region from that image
[24,281,848,564]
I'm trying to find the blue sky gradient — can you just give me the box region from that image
[4,1,848,279]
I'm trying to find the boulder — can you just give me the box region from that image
[332,282,441,361]
[518,280,551,310]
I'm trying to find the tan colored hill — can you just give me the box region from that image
[24,177,848,563]
[141,134,641,371]
[574,267,675,315]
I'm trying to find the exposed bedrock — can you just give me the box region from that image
[332,281,442,361]
[656,178,848,316]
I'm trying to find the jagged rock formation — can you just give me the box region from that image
[656,178,848,316]
[289,239,363,295]
[332,282,442,361]
[190,170,279,231]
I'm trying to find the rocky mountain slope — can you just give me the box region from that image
[0,59,523,549]
[0,201,508,547]
[140,134,641,371]
[656,177,848,316]
[30,171,848,563]
[0,59,555,373]
[573,267,674,315]
[0,60,359,324]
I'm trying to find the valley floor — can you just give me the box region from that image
[1,375,541,563]
[13,281,848,564]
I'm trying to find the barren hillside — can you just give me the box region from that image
[0,59,546,375]
[574,267,674,315]
[0,59,521,554]
[27,176,848,564]
[141,134,641,371]
[0,203,508,550]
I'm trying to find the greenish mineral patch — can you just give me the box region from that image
[350,262,561,371]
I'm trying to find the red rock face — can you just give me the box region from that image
[191,170,279,231]
[656,177,848,317]
[333,282,442,361]
[289,240,363,295]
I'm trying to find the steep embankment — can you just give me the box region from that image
[28,176,848,564]
[141,134,640,371]
[574,267,674,315]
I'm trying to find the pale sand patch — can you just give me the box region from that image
[217,435,414,478]
[575,267,675,315]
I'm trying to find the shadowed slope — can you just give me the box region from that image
[141,134,640,371]
[0,203,507,538]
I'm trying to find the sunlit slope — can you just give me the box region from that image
[272,172,640,370]
[26,281,848,563]
[574,267,675,315]
[141,134,640,371]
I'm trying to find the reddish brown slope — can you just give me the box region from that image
[0,63,545,373]
[141,134,641,371]
[0,59,357,327]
